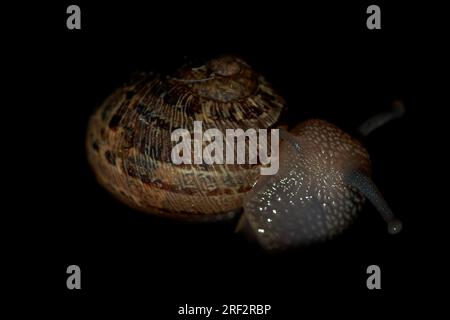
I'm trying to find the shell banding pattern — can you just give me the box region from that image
[86,56,285,219]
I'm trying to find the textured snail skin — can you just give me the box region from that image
[86,56,285,219]
[243,119,372,250]
[86,56,402,249]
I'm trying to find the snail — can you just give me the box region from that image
[86,55,403,251]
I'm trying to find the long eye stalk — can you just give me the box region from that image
[358,100,405,136]
[345,171,402,234]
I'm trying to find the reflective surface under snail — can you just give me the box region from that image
[86,55,403,251]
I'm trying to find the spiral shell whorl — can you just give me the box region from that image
[86,56,285,218]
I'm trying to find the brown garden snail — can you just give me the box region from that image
[86,55,403,250]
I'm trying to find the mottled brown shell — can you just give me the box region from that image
[86,56,285,219]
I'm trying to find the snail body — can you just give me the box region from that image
[86,55,402,250]
[243,119,371,250]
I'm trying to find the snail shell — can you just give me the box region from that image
[87,55,402,250]
[86,56,285,219]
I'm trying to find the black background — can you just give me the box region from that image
[7,1,446,317]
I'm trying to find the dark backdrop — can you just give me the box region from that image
[8,1,444,317]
